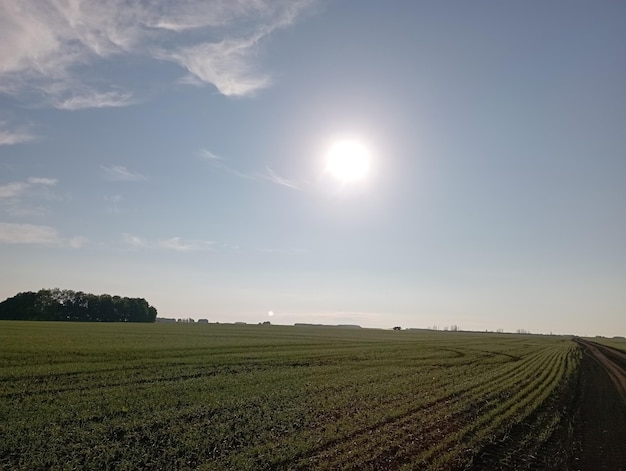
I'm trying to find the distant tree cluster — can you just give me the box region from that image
[0,289,157,323]
[427,325,460,332]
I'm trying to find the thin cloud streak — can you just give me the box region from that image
[0,177,60,217]
[54,91,135,110]
[26,177,57,186]
[0,182,30,199]
[0,1,317,107]
[0,177,57,198]
[101,165,147,182]
[0,222,85,247]
[263,167,299,189]
[200,148,299,190]
[0,122,37,145]
[122,233,214,252]
[199,149,223,161]
[158,237,214,252]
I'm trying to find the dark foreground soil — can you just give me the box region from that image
[571,339,626,471]
[468,339,626,471]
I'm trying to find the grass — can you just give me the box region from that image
[0,321,578,470]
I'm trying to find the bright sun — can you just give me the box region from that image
[325,140,371,183]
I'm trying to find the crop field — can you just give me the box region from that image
[585,336,626,352]
[1,322,581,470]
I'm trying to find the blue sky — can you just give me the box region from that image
[1,1,625,336]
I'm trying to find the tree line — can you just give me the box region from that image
[0,289,157,322]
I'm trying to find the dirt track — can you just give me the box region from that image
[572,339,626,470]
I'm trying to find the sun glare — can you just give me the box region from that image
[325,140,371,183]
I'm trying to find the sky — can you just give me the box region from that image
[1,1,625,336]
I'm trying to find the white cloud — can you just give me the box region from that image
[0,0,316,107]
[67,236,88,248]
[26,177,57,186]
[122,233,147,249]
[0,121,36,145]
[101,165,147,182]
[0,222,85,247]
[0,177,60,216]
[0,182,30,199]
[54,90,135,110]
[0,177,57,198]
[0,222,58,244]
[122,233,214,252]
[158,237,214,252]
[160,37,271,97]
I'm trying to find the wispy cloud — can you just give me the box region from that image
[0,222,57,244]
[0,121,37,145]
[199,149,223,161]
[0,1,316,108]
[101,165,147,182]
[122,233,147,249]
[0,182,30,199]
[159,36,270,97]
[54,91,135,110]
[25,177,57,186]
[104,195,123,214]
[158,237,214,252]
[0,222,85,247]
[0,177,57,199]
[0,177,59,216]
[263,167,299,189]
[199,148,299,190]
[122,233,214,252]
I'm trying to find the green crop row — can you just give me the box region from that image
[0,322,579,470]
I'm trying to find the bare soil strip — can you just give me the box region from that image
[575,339,626,400]
[572,339,626,470]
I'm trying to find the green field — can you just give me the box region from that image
[585,336,626,352]
[0,322,579,470]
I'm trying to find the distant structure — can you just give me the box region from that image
[156,317,176,323]
[294,323,361,328]
[197,319,209,324]
[177,318,195,323]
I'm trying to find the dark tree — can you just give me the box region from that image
[0,289,157,323]
[0,292,39,320]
